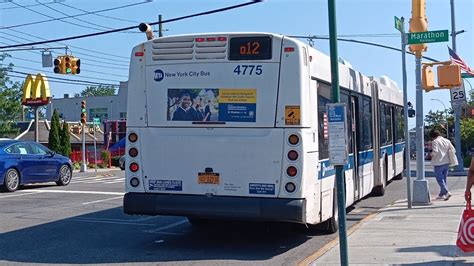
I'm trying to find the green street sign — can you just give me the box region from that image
[407,30,449,44]
[394,16,403,32]
[93,117,100,125]
[462,73,474,79]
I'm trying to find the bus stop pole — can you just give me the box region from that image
[328,0,349,265]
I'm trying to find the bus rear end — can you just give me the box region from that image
[124,33,317,224]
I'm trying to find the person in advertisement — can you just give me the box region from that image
[204,100,212,121]
[172,92,200,121]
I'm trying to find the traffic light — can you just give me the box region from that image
[80,100,87,125]
[64,56,72,74]
[422,65,435,92]
[53,56,65,74]
[438,64,461,88]
[71,57,80,74]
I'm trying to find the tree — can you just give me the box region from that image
[48,109,61,153]
[461,118,474,155]
[80,85,116,97]
[0,53,22,137]
[60,121,71,157]
[424,110,448,138]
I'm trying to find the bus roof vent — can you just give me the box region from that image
[151,36,228,61]
[152,36,194,61]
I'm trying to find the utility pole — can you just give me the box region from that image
[409,0,431,205]
[328,0,349,265]
[159,15,164,37]
[450,0,464,171]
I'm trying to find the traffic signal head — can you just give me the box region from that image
[422,65,435,92]
[64,56,72,74]
[80,100,87,124]
[71,58,80,75]
[438,64,461,88]
[53,56,65,74]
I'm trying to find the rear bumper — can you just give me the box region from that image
[123,192,306,223]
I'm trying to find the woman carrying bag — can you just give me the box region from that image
[430,130,458,200]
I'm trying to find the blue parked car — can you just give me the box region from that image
[0,140,73,192]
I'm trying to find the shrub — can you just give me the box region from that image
[101,150,111,168]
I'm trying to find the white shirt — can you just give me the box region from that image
[431,136,453,166]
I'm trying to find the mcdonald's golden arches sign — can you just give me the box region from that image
[21,73,51,106]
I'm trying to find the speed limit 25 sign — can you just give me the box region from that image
[450,83,467,107]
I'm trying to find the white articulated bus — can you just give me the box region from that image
[123,32,404,233]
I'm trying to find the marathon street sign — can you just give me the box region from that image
[461,73,474,79]
[93,117,100,125]
[407,30,449,44]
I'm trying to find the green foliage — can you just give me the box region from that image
[80,85,116,97]
[59,122,71,157]
[461,118,474,156]
[72,162,81,170]
[0,53,22,137]
[101,150,111,168]
[464,156,473,168]
[48,109,61,153]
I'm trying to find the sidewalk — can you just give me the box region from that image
[309,188,474,265]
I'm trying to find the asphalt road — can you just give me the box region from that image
[0,163,467,265]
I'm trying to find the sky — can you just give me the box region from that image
[1,0,473,128]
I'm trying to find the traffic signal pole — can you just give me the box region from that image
[80,123,87,172]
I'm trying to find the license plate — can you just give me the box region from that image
[198,173,220,184]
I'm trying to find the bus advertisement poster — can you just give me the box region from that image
[167,88,256,122]
[326,103,349,165]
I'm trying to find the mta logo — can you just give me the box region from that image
[154,69,164,82]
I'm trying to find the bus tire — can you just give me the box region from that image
[393,172,403,180]
[323,190,339,234]
[187,217,208,226]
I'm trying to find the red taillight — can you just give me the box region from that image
[134,52,144,57]
[195,37,205,42]
[206,37,216,42]
[129,148,138,157]
[288,150,298,161]
[130,163,139,172]
[217,37,227,41]
[287,166,297,177]
[284,47,295,52]
[288,134,299,145]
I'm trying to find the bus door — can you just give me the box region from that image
[350,95,361,200]
[391,105,397,177]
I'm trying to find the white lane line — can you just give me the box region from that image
[69,218,157,226]
[72,175,112,181]
[25,189,124,196]
[72,176,119,183]
[82,196,123,205]
[104,178,125,184]
[0,191,43,199]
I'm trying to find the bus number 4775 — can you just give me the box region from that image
[233,65,263,76]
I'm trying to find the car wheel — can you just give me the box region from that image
[3,168,20,192]
[56,165,72,186]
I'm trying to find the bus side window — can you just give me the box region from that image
[317,82,332,160]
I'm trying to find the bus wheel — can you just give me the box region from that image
[393,173,403,180]
[323,190,339,234]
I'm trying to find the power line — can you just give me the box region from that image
[0,1,151,30]
[11,65,123,83]
[7,73,119,87]
[0,0,56,10]
[9,1,109,32]
[0,0,263,49]
[58,2,141,24]
[7,70,119,87]
[6,28,130,60]
[8,55,128,78]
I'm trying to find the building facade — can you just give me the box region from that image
[46,81,128,122]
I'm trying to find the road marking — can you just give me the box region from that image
[0,191,43,199]
[25,189,124,196]
[69,218,157,226]
[71,176,120,183]
[82,196,123,205]
[297,212,378,266]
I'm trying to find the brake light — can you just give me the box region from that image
[129,148,138,157]
[284,47,295,52]
[134,52,144,57]
[288,150,298,161]
[128,133,138,143]
[288,134,300,145]
[195,37,205,42]
[130,163,139,172]
[287,166,297,177]
[206,37,216,42]
[217,37,227,41]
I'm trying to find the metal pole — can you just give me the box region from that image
[328,0,348,265]
[159,15,163,37]
[400,17,412,208]
[80,123,87,172]
[94,123,97,175]
[34,107,39,142]
[412,54,431,205]
[451,0,464,171]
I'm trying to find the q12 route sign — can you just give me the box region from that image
[326,103,348,165]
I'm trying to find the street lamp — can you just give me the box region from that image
[430,98,449,139]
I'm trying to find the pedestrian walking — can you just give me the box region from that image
[430,129,457,200]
